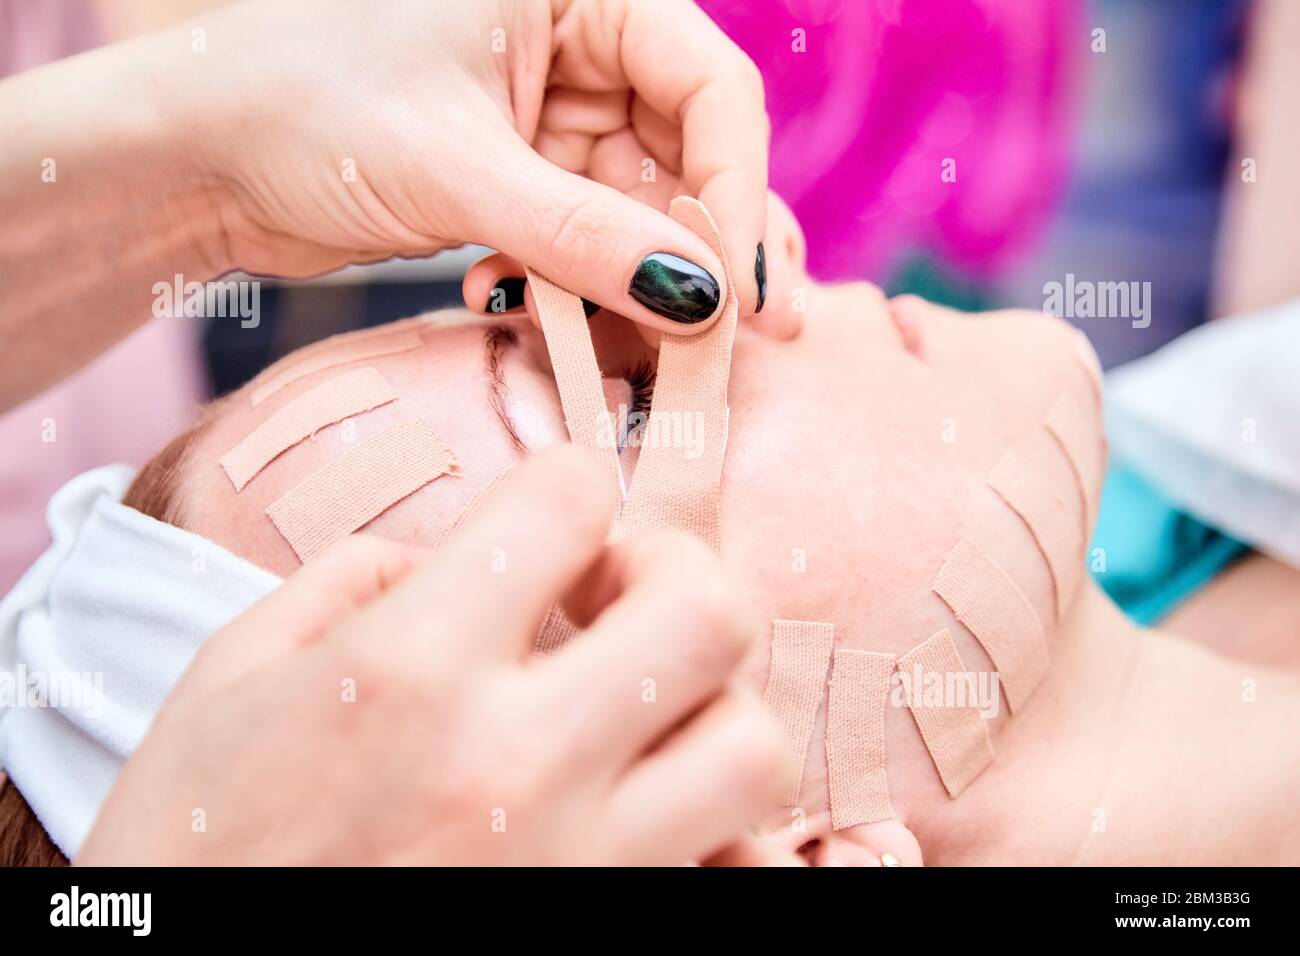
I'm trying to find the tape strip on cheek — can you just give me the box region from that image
[761,620,834,806]
[249,331,423,406]
[614,197,739,551]
[825,648,896,828]
[1045,391,1104,534]
[524,267,624,497]
[221,367,398,491]
[266,419,457,561]
[435,465,514,548]
[897,629,994,798]
[987,449,1083,622]
[932,536,1048,714]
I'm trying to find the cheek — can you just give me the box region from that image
[718,320,1078,669]
[720,344,1009,655]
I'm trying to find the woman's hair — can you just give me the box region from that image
[0,413,211,866]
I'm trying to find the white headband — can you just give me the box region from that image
[0,465,280,858]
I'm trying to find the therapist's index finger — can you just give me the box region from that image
[618,0,770,315]
[336,444,618,663]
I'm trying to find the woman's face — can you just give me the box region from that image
[186,278,1102,825]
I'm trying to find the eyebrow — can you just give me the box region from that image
[483,325,528,452]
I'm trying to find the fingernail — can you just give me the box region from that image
[628,252,720,324]
[880,853,902,867]
[581,298,600,318]
[486,278,525,313]
[754,242,767,313]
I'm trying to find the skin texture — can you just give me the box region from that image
[81,449,795,866]
[175,212,1300,864]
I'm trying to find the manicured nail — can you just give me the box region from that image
[486,277,525,313]
[754,242,767,313]
[628,252,720,324]
[581,298,600,318]
[880,853,902,867]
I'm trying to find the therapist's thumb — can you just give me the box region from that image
[178,535,427,699]
[473,142,728,335]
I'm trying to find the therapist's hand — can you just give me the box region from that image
[76,446,791,866]
[180,0,785,335]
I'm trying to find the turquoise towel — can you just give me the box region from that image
[1090,462,1250,626]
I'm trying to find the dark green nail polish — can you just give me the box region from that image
[486,277,525,313]
[628,253,720,324]
[754,242,767,313]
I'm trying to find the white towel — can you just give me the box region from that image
[1105,298,1300,567]
[0,465,280,858]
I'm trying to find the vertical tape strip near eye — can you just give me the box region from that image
[614,197,739,551]
[825,648,896,828]
[221,367,397,491]
[1045,391,1104,534]
[530,196,737,653]
[523,268,624,496]
[897,629,994,798]
[932,536,1048,714]
[987,449,1083,622]
[250,331,423,406]
[266,419,457,561]
[762,620,834,806]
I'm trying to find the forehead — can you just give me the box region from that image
[185,313,543,576]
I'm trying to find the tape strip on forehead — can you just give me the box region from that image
[435,465,515,548]
[266,419,457,561]
[897,629,995,798]
[249,331,423,406]
[221,367,397,491]
[761,619,834,806]
[932,536,1048,714]
[987,448,1084,622]
[826,648,896,828]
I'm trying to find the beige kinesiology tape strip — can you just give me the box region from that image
[249,331,423,406]
[932,536,1048,714]
[266,419,457,561]
[613,197,739,551]
[987,449,1084,622]
[523,269,624,496]
[1045,390,1104,534]
[221,367,398,492]
[531,196,739,653]
[897,629,995,798]
[435,465,514,548]
[761,620,834,807]
[825,648,896,828]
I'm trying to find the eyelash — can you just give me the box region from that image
[623,359,656,418]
